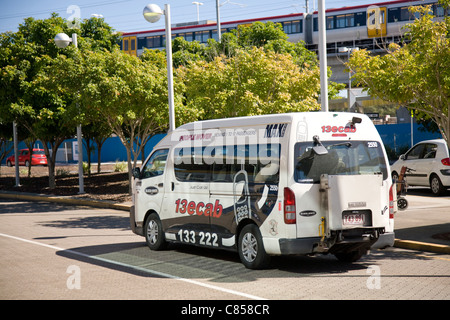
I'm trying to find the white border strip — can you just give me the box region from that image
[0,232,266,300]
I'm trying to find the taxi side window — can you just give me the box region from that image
[141,149,169,179]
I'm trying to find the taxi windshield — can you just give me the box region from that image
[294,140,387,183]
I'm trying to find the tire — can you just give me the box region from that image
[238,224,270,269]
[25,160,30,167]
[430,174,444,196]
[144,213,167,251]
[6,160,12,167]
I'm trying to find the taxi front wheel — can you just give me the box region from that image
[144,213,167,251]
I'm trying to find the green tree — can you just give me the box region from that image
[0,14,122,189]
[69,48,198,192]
[171,37,208,67]
[171,22,329,120]
[0,14,77,189]
[348,3,450,145]
[177,47,321,120]
[236,21,289,47]
[80,16,121,52]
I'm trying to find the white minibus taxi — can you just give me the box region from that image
[131,112,396,269]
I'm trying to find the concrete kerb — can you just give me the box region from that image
[394,239,450,254]
[1,191,449,254]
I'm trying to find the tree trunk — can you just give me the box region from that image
[126,143,133,195]
[42,143,56,190]
[41,138,64,190]
[48,159,56,190]
[97,143,102,174]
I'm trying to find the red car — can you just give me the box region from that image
[6,149,47,167]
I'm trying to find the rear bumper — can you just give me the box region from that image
[438,172,450,186]
[278,231,395,255]
[31,159,47,165]
[279,237,321,255]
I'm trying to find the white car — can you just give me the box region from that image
[391,139,450,195]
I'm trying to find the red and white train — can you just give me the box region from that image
[121,0,445,56]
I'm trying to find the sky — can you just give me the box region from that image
[1,0,381,34]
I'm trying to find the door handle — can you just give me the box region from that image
[158,182,164,188]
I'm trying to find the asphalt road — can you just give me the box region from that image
[0,195,449,303]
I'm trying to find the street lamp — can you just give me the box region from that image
[215,1,246,42]
[54,32,74,48]
[53,32,84,194]
[216,0,221,41]
[318,0,328,112]
[338,46,359,111]
[192,2,203,23]
[143,4,176,133]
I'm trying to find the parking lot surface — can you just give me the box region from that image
[0,191,449,301]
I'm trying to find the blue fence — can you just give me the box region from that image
[3,134,165,165]
[376,122,442,160]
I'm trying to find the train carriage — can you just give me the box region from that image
[121,0,444,56]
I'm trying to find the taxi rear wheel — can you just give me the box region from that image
[238,224,270,269]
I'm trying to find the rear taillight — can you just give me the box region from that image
[441,158,450,166]
[389,184,394,219]
[284,187,296,224]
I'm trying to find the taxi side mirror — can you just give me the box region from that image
[132,167,141,179]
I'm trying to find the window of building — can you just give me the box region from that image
[326,16,334,29]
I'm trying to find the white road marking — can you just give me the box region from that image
[0,232,266,300]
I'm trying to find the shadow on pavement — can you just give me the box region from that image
[406,187,450,198]
[395,223,450,246]
[0,199,77,214]
[54,240,446,284]
[38,215,130,231]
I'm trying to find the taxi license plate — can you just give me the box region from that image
[343,213,365,225]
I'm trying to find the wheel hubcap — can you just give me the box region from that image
[431,178,439,193]
[147,220,158,245]
[241,232,257,262]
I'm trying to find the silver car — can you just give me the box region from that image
[391,139,450,196]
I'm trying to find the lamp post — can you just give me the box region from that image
[338,46,359,111]
[143,4,176,133]
[318,0,328,112]
[215,1,246,42]
[13,121,20,187]
[216,0,221,41]
[192,2,203,23]
[54,32,84,194]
